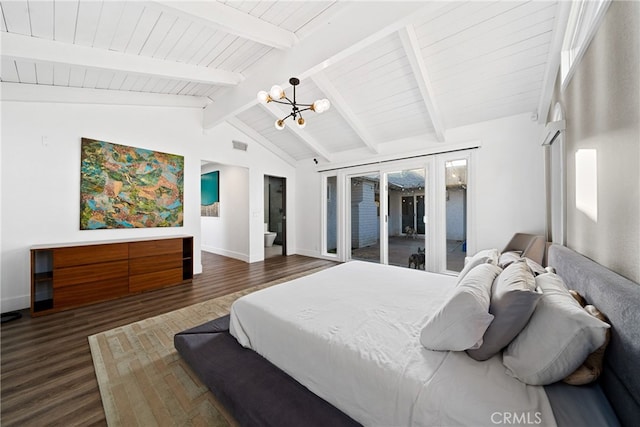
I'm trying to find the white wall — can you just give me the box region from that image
[1,102,296,312]
[295,159,323,258]
[200,163,250,261]
[296,113,546,259]
[446,113,546,252]
[548,0,639,283]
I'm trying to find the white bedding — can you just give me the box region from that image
[229,261,556,427]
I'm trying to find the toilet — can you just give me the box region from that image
[264,223,277,247]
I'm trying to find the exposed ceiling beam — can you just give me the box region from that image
[311,73,379,154]
[225,117,298,166]
[260,102,333,163]
[0,32,243,86]
[150,1,297,49]
[0,82,209,107]
[202,1,440,129]
[537,1,572,124]
[398,25,446,142]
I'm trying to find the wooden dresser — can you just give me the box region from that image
[30,236,193,316]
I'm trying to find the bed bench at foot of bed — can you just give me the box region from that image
[173,315,361,427]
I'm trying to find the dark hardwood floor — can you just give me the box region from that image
[0,252,338,426]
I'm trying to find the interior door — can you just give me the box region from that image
[266,175,286,256]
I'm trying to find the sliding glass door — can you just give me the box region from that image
[325,150,474,274]
[386,168,427,268]
[349,173,381,263]
[444,159,468,272]
[325,176,338,255]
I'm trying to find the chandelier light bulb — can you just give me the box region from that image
[270,85,284,100]
[313,98,331,114]
[275,119,285,130]
[297,117,306,129]
[257,90,270,104]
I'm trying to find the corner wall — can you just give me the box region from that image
[548,0,639,282]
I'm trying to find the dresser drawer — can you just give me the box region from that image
[54,260,129,288]
[55,277,129,309]
[53,243,128,268]
[129,239,182,258]
[129,253,182,276]
[129,268,183,293]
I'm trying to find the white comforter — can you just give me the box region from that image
[230,261,556,427]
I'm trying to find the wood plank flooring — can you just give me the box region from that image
[1,252,338,426]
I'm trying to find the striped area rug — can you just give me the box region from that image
[89,266,332,426]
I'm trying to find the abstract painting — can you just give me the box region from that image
[80,138,184,229]
[200,171,220,217]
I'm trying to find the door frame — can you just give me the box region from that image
[265,175,286,256]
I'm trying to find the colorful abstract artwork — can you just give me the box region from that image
[201,171,220,217]
[80,138,184,229]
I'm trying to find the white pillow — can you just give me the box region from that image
[502,272,610,385]
[457,248,500,283]
[421,263,500,351]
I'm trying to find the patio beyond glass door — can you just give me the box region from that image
[350,173,381,263]
[386,168,426,269]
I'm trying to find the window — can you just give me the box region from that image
[561,0,612,90]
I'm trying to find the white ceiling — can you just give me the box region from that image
[0,1,570,165]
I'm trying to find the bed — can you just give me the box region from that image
[175,244,639,426]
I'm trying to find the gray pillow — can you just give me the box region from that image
[502,272,610,385]
[466,261,542,361]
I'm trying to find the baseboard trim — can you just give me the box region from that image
[201,246,249,263]
[1,294,30,313]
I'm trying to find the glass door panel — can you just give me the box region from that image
[416,195,425,235]
[445,159,468,272]
[401,197,415,232]
[325,176,338,255]
[386,169,426,269]
[350,174,380,263]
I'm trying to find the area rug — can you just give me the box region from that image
[89,266,332,426]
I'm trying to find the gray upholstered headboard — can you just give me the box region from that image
[548,244,640,427]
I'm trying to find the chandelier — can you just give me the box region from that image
[257,77,330,130]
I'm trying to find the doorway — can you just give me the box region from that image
[264,175,286,258]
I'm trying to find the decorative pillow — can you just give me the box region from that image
[563,291,611,385]
[497,251,522,269]
[568,289,586,307]
[457,248,500,283]
[499,252,546,275]
[502,273,610,385]
[421,263,500,351]
[523,257,546,276]
[467,261,542,361]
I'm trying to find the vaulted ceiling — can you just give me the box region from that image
[0,1,570,165]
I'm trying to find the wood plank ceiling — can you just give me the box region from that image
[0,1,567,164]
